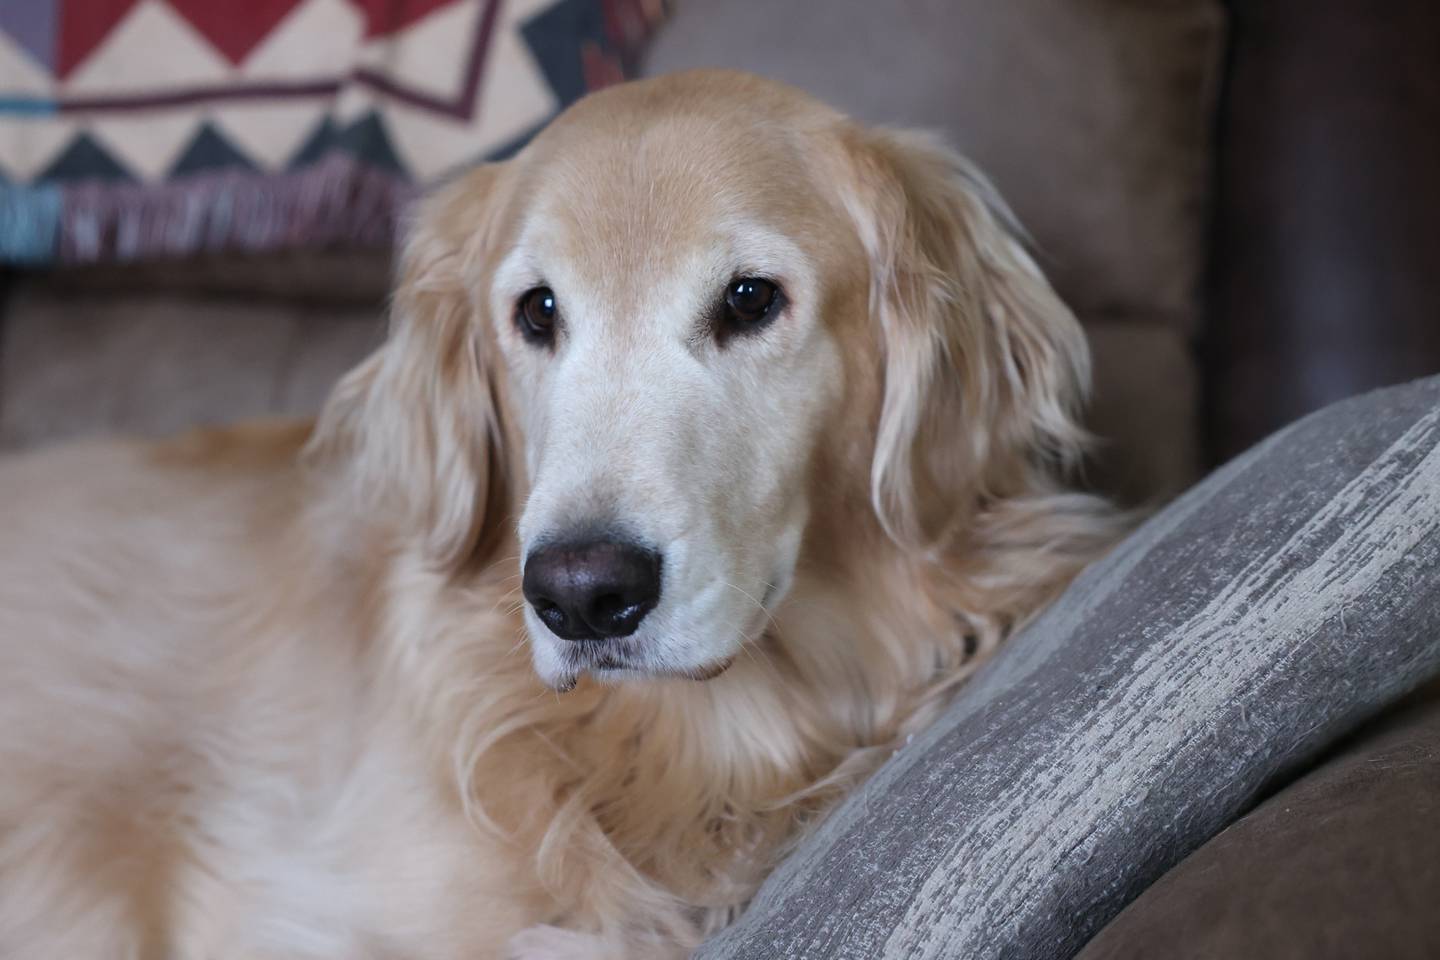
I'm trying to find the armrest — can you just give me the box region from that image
[1205,0,1440,460]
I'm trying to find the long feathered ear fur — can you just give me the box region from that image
[843,128,1094,552]
[308,165,511,567]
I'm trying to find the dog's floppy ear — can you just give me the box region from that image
[842,128,1092,551]
[310,164,511,566]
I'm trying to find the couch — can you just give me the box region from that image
[6,1,1439,502]
[2,0,1439,955]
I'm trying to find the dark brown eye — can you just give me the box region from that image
[516,287,557,344]
[721,277,781,334]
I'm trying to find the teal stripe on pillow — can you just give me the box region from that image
[0,184,60,263]
[0,97,54,116]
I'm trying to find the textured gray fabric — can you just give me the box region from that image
[698,375,1440,959]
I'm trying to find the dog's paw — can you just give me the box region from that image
[505,925,613,960]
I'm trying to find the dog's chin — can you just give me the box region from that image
[528,636,738,691]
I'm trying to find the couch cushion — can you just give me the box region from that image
[31,250,393,305]
[645,0,1224,503]
[1086,324,1199,503]
[1076,684,1440,960]
[696,374,1440,960]
[0,285,382,450]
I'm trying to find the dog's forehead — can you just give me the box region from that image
[540,131,817,265]
[503,96,841,295]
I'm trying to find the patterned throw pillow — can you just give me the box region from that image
[698,374,1440,959]
[0,0,663,264]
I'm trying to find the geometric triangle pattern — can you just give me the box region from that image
[170,122,257,177]
[57,0,140,78]
[211,100,329,170]
[333,113,404,175]
[38,132,135,183]
[165,0,309,65]
[0,0,668,264]
[0,0,57,72]
[522,0,614,108]
[286,116,339,171]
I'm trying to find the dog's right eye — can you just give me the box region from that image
[516,287,558,345]
[713,277,783,346]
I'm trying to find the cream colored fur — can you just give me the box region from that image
[0,71,1123,959]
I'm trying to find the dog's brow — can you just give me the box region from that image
[493,241,546,299]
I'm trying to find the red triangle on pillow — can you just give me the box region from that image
[57,0,141,78]
[348,0,461,40]
[164,0,305,65]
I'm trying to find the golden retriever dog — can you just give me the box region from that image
[0,70,1121,959]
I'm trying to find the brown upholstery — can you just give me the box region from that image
[1086,324,1200,500]
[1207,0,1440,460]
[645,0,1226,503]
[1076,684,1440,960]
[0,280,383,449]
[39,249,392,305]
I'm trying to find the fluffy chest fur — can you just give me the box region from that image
[0,424,1105,959]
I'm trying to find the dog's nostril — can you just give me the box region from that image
[586,592,649,637]
[521,539,662,642]
[589,593,626,620]
[533,600,568,633]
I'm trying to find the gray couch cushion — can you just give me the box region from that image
[698,374,1440,959]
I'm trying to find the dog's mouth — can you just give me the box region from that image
[545,640,737,692]
[529,572,781,692]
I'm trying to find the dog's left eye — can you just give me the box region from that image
[516,287,558,345]
[720,278,781,336]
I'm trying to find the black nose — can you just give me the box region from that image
[522,539,662,641]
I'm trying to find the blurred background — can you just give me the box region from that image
[1,0,1437,506]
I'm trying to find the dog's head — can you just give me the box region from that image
[315,71,1090,690]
